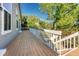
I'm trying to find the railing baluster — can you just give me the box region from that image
[67,39,68,49]
[55,35,56,42]
[64,40,65,50]
[55,43,57,50]
[57,43,58,50]
[74,37,75,48]
[78,36,79,47]
[59,36,61,56]
[48,40,51,48]
[56,36,59,51]
[50,34,53,49]
[70,38,71,49]
[55,35,57,50]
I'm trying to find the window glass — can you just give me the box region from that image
[4,10,7,30]
[16,20,18,28]
[9,13,11,30]
[4,10,11,31]
[0,3,1,7]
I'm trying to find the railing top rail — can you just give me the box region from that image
[62,32,79,40]
[54,32,79,44]
[43,29,62,35]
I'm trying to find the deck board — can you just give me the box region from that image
[65,48,79,56]
[4,30,58,56]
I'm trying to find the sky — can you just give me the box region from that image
[20,3,48,20]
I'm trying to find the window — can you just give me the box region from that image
[0,7,2,10]
[0,4,2,10]
[1,3,12,35]
[16,20,19,28]
[4,10,11,31]
[16,14,19,29]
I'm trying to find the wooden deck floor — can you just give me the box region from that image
[4,30,58,56]
[66,48,79,56]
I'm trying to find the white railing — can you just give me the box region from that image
[29,28,42,40]
[54,32,79,50]
[29,28,79,56]
[43,29,79,55]
[43,29,62,54]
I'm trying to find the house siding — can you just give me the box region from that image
[0,3,1,7]
[0,30,19,48]
[0,8,2,35]
[0,3,21,48]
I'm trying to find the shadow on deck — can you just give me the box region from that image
[4,30,58,56]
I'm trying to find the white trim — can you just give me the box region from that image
[1,30,12,35]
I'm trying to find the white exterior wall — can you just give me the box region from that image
[0,7,2,35]
[0,3,1,6]
[0,3,21,48]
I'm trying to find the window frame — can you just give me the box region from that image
[1,3,12,35]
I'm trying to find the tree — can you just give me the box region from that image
[21,16,28,27]
[39,20,53,29]
[27,16,40,29]
[39,3,79,30]
[21,16,28,30]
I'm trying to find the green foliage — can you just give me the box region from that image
[27,16,40,29]
[39,20,53,30]
[21,15,53,30]
[39,3,79,36]
[39,3,79,29]
[21,16,28,27]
